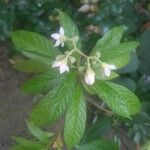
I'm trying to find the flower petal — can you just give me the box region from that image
[52,61,61,68]
[85,75,95,85]
[65,65,69,72]
[54,40,61,47]
[59,27,64,35]
[61,42,65,47]
[51,33,60,40]
[108,64,117,70]
[59,64,69,74]
[103,67,111,77]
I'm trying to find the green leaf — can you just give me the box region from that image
[22,51,51,65]
[82,81,96,95]
[21,70,62,94]
[64,85,86,148]
[113,77,136,92]
[30,71,77,126]
[83,117,112,143]
[141,140,150,150]
[100,42,139,68]
[58,10,82,50]
[92,26,126,54]
[13,137,43,150]
[108,53,130,68]
[92,81,140,118]
[91,26,139,68]
[11,30,60,64]
[78,140,119,150]
[13,59,49,73]
[11,145,27,150]
[119,53,139,73]
[27,121,53,142]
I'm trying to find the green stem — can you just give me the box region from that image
[89,56,102,63]
[66,37,77,49]
[75,49,88,58]
[66,49,76,58]
[77,56,81,72]
[65,36,102,68]
[87,58,91,68]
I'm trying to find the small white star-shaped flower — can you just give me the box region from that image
[85,68,95,85]
[101,63,116,77]
[52,57,69,74]
[51,27,66,47]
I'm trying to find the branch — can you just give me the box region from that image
[86,96,113,115]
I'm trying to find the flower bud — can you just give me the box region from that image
[64,51,70,55]
[73,36,79,42]
[92,60,97,65]
[69,56,76,64]
[85,68,95,85]
[101,63,116,77]
[56,55,64,60]
[95,51,101,58]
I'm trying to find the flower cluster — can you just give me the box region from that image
[51,27,117,85]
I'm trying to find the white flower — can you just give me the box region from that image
[52,57,69,74]
[85,68,95,85]
[51,27,66,47]
[101,63,116,77]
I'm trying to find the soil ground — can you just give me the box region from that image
[0,42,33,150]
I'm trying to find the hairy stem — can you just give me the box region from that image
[66,36,103,70]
